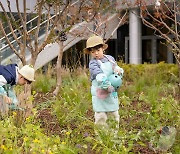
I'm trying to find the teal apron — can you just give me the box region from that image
[91,61,119,112]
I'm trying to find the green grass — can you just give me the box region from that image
[0,63,179,153]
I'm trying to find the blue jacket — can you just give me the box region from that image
[89,55,115,81]
[0,64,19,109]
[0,64,18,86]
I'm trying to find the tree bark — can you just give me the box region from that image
[53,41,63,96]
[178,59,180,98]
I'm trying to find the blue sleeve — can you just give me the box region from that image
[106,55,116,63]
[89,59,103,80]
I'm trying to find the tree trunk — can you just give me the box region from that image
[53,41,63,96]
[31,51,38,66]
[178,60,180,98]
[16,84,32,126]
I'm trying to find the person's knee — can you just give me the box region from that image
[114,111,119,119]
[95,112,107,125]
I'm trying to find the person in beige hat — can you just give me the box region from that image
[84,35,124,136]
[0,64,35,111]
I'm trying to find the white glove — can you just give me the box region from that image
[114,66,124,76]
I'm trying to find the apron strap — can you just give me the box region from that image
[104,55,116,65]
[97,55,117,72]
[104,55,116,70]
[97,55,116,66]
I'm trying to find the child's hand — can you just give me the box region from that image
[3,95,12,104]
[114,67,124,76]
[107,86,115,93]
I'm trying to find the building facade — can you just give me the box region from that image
[0,0,176,67]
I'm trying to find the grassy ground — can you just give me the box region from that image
[0,62,179,153]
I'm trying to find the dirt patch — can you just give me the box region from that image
[133,143,156,154]
[34,92,54,104]
[37,108,61,135]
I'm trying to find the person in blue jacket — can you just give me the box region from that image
[84,35,124,133]
[0,64,35,113]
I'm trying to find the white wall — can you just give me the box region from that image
[0,0,37,13]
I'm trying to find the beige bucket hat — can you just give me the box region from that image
[18,65,35,82]
[84,35,108,54]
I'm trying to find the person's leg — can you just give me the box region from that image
[111,110,120,128]
[94,112,108,141]
[94,112,108,126]
[107,111,120,137]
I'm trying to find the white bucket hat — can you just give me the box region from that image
[83,35,108,54]
[18,65,35,82]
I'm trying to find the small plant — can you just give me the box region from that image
[32,66,56,93]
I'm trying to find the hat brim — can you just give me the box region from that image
[22,75,35,82]
[18,70,35,82]
[83,44,108,54]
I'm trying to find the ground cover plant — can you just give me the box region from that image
[0,63,179,154]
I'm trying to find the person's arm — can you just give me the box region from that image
[89,60,103,80]
[114,66,124,76]
[105,55,124,76]
[0,86,12,104]
[7,86,18,109]
[0,75,7,86]
[90,60,114,91]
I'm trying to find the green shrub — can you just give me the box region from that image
[2,63,178,153]
[32,70,56,93]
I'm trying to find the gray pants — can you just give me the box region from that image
[94,111,120,138]
[95,111,119,128]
